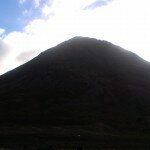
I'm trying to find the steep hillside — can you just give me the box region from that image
[0,37,150,137]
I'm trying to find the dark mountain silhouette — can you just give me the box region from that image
[0,36,150,139]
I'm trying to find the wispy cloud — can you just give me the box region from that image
[19,0,43,8]
[33,0,41,8]
[84,0,112,9]
[19,0,27,4]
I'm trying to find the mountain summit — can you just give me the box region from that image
[0,37,150,137]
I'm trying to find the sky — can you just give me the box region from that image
[0,0,150,75]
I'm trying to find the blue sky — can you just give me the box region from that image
[0,0,111,34]
[0,0,22,33]
[0,0,45,33]
[0,0,150,75]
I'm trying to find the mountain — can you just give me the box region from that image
[0,36,150,140]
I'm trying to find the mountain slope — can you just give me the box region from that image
[0,37,150,136]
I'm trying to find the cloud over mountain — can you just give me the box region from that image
[16,50,37,62]
[0,41,10,74]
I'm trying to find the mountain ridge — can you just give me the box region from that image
[0,36,150,138]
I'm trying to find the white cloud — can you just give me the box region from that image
[17,50,37,62]
[0,28,5,35]
[1,0,150,75]
[0,41,10,74]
